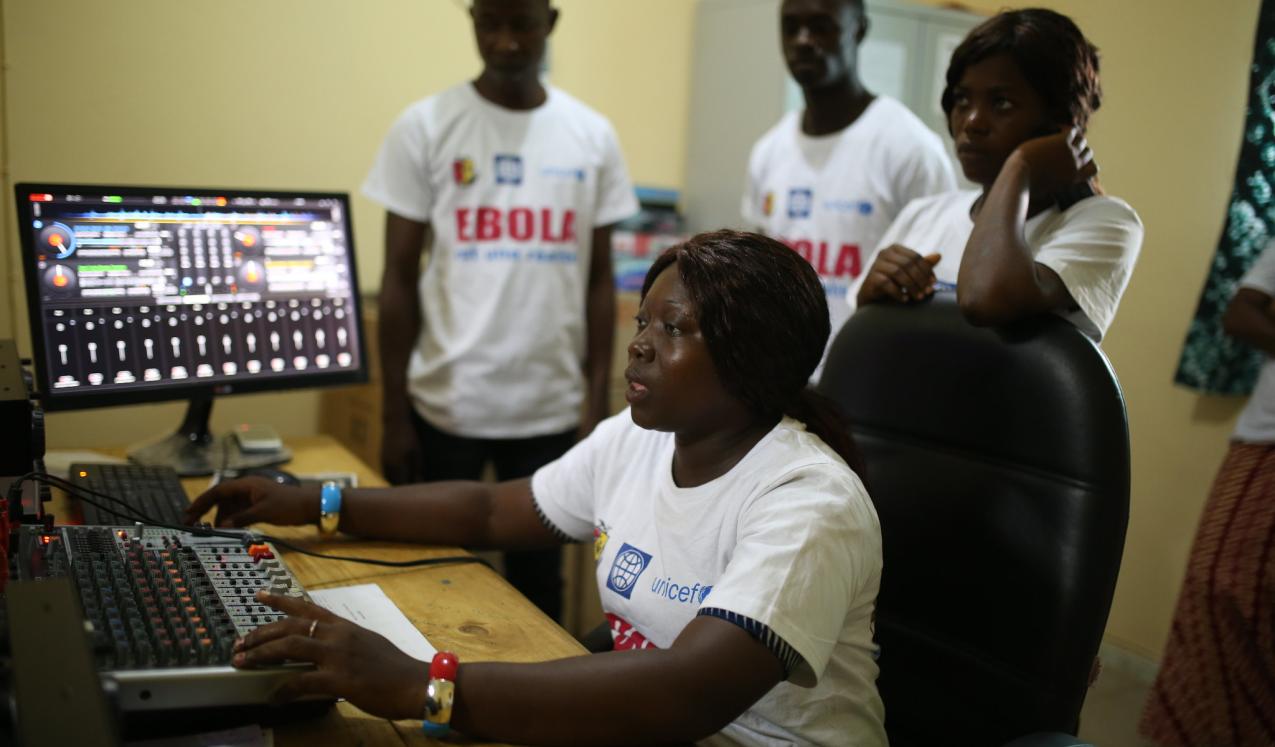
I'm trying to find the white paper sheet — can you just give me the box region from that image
[309,583,436,662]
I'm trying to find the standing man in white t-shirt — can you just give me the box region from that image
[743,0,955,374]
[362,0,638,620]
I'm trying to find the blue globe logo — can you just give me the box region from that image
[611,550,645,591]
[606,543,652,599]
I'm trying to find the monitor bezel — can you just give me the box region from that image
[15,182,369,412]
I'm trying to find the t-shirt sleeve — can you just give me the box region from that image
[697,466,881,688]
[1239,239,1275,296]
[1033,197,1144,340]
[593,122,640,227]
[362,106,435,224]
[530,411,630,541]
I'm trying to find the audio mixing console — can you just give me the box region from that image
[11,524,311,711]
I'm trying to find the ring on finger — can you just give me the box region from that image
[307,619,319,639]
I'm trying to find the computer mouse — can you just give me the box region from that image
[240,467,301,487]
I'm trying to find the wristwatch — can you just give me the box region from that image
[318,480,342,538]
[421,651,459,737]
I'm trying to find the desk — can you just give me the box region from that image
[83,436,588,746]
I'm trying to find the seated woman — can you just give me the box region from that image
[849,8,1143,341]
[185,230,886,746]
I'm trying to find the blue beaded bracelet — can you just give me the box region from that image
[319,480,342,537]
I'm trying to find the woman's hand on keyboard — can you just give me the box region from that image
[184,477,319,528]
[233,589,429,720]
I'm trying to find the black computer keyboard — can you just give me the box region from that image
[68,463,190,526]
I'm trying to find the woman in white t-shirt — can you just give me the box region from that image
[1140,241,1275,746]
[850,8,1143,341]
[185,230,886,746]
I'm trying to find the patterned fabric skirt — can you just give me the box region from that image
[1140,441,1275,747]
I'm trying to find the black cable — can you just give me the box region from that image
[9,472,492,570]
[254,534,492,570]
[19,472,251,543]
[9,471,157,526]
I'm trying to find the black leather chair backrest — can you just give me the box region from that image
[816,294,1129,746]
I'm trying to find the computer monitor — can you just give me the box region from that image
[15,183,368,475]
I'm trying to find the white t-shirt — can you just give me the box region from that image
[363,83,639,438]
[848,189,1144,341]
[532,410,886,747]
[1233,240,1275,442]
[742,97,956,344]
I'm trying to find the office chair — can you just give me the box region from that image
[816,293,1129,747]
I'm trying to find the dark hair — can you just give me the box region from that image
[941,8,1102,132]
[640,230,864,473]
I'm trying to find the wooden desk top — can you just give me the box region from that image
[85,435,587,746]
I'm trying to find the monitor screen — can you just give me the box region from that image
[15,183,367,411]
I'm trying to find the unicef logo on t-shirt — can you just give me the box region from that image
[494,154,523,185]
[788,188,813,219]
[606,542,653,599]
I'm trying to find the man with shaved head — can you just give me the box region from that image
[363,0,637,621]
[744,0,955,379]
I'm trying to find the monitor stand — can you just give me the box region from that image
[128,395,291,476]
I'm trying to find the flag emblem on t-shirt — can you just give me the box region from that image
[606,542,652,599]
[788,188,813,219]
[495,154,523,185]
[593,521,611,561]
[762,191,774,217]
[453,157,476,186]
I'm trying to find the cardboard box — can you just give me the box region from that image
[319,301,382,470]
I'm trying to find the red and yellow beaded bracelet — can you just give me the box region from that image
[421,651,458,737]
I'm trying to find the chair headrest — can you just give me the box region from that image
[818,293,1128,489]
